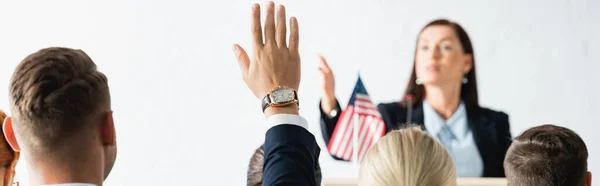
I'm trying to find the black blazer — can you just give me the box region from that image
[263,124,321,186]
[320,99,512,177]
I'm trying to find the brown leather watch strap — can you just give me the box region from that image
[261,93,272,113]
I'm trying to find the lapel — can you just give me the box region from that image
[406,104,500,177]
[468,111,499,177]
[470,112,498,150]
[470,114,486,155]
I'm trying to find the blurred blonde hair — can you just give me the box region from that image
[359,126,456,186]
[0,110,19,186]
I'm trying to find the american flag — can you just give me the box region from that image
[327,76,386,162]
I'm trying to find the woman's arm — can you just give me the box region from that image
[319,99,344,160]
[497,112,512,154]
[495,112,512,177]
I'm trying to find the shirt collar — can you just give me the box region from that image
[422,100,468,141]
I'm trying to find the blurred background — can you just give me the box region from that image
[0,0,598,185]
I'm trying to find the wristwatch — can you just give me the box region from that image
[261,87,299,113]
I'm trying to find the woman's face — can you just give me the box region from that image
[415,25,472,86]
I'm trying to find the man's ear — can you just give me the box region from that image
[101,111,116,146]
[585,171,592,186]
[3,117,20,152]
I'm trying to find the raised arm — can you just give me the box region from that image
[233,2,319,185]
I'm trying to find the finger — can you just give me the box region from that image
[318,67,326,75]
[319,56,331,72]
[276,5,287,48]
[251,4,263,47]
[288,17,299,53]
[264,1,276,44]
[318,68,328,86]
[233,44,250,74]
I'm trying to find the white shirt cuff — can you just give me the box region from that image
[266,114,308,130]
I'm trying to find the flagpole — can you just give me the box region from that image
[352,71,361,165]
[352,107,360,165]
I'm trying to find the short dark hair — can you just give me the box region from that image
[504,124,588,186]
[247,144,322,186]
[9,47,110,151]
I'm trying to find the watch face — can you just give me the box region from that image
[271,88,294,103]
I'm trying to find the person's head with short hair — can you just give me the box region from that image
[359,126,456,186]
[0,110,19,186]
[247,144,322,186]
[504,124,592,186]
[3,47,116,185]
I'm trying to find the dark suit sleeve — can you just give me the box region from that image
[263,124,321,186]
[319,99,346,161]
[497,112,512,156]
[495,112,512,177]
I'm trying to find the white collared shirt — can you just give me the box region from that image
[423,100,484,177]
[266,114,308,129]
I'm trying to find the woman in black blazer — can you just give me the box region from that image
[318,19,511,177]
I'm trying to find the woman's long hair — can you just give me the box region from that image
[401,19,480,115]
[0,110,19,186]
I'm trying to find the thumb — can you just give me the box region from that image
[318,68,327,83]
[232,44,250,74]
[318,67,326,77]
[319,55,330,72]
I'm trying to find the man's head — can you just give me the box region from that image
[504,124,592,186]
[247,144,322,186]
[2,47,117,180]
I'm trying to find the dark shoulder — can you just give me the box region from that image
[375,101,407,127]
[377,101,407,112]
[477,107,509,124]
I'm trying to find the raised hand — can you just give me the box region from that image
[233,2,300,99]
[318,56,337,112]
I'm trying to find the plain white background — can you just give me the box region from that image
[0,0,598,185]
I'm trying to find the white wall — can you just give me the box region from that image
[0,0,598,185]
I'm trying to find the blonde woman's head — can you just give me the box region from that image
[359,126,456,186]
